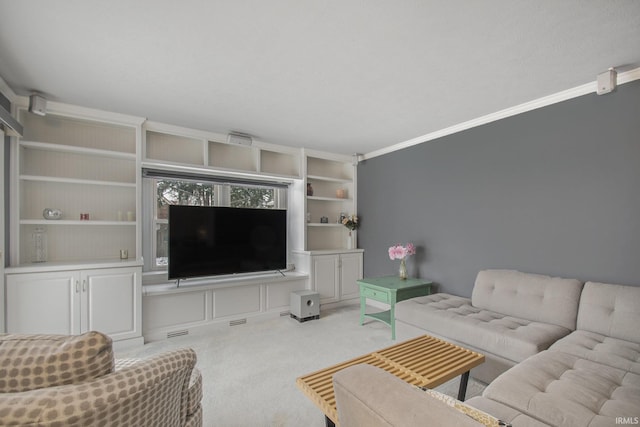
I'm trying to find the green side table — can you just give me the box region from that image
[358,276,432,339]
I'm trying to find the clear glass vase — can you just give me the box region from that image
[399,258,407,280]
[32,227,48,263]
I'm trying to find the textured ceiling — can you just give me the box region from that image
[1,1,639,156]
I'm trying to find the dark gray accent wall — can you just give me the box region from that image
[358,80,640,296]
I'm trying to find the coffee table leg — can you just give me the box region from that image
[325,415,336,427]
[458,371,470,401]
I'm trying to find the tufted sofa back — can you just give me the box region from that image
[472,269,584,330]
[577,281,640,343]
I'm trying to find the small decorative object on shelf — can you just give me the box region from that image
[31,227,48,263]
[80,213,90,220]
[336,188,347,199]
[320,216,329,223]
[42,208,62,220]
[388,243,416,280]
[342,214,359,249]
[306,182,314,196]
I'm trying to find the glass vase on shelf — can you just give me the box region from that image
[399,258,407,280]
[346,230,354,250]
[31,227,48,263]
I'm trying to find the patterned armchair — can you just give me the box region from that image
[0,331,202,427]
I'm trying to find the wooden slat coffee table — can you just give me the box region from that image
[296,335,485,427]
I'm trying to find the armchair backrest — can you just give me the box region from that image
[0,332,199,427]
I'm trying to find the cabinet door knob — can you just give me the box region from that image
[82,280,86,292]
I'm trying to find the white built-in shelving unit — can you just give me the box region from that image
[5,102,145,346]
[291,150,364,305]
[304,151,357,251]
[12,104,144,264]
[142,122,301,179]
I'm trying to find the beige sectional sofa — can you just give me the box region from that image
[333,271,640,427]
[394,269,584,383]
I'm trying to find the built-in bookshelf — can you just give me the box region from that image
[143,122,301,179]
[13,107,143,265]
[304,153,357,251]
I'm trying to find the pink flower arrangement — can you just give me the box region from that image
[388,243,416,260]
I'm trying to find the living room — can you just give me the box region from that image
[1,2,639,426]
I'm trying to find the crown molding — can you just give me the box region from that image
[364,66,640,160]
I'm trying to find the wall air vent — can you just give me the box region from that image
[229,318,247,326]
[167,330,189,339]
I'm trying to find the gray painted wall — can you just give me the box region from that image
[358,80,640,297]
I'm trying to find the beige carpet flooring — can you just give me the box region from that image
[116,303,485,427]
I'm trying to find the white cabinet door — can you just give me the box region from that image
[5,267,141,342]
[339,253,363,300]
[6,271,81,335]
[82,267,141,341]
[312,254,340,303]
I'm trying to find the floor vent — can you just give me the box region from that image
[167,330,189,339]
[230,318,247,327]
[280,311,291,317]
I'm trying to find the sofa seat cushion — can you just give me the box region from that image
[395,293,572,363]
[0,331,114,393]
[549,330,640,374]
[482,350,640,427]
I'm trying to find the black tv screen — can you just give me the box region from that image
[168,205,287,280]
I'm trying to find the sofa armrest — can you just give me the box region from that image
[333,364,483,427]
[0,348,197,427]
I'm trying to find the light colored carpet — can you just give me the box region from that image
[116,304,485,427]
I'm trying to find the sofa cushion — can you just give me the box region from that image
[549,330,640,374]
[472,270,583,330]
[577,281,640,344]
[482,350,640,427]
[395,293,572,363]
[0,331,114,393]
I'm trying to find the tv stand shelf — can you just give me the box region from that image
[141,271,309,342]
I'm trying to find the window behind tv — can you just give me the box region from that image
[142,169,288,273]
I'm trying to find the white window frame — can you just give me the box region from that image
[142,170,288,273]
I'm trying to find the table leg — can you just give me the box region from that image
[458,371,470,401]
[325,415,336,427]
[389,297,396,340]
[359,294,366,325]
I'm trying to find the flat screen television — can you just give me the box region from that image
[168,205,287,280]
